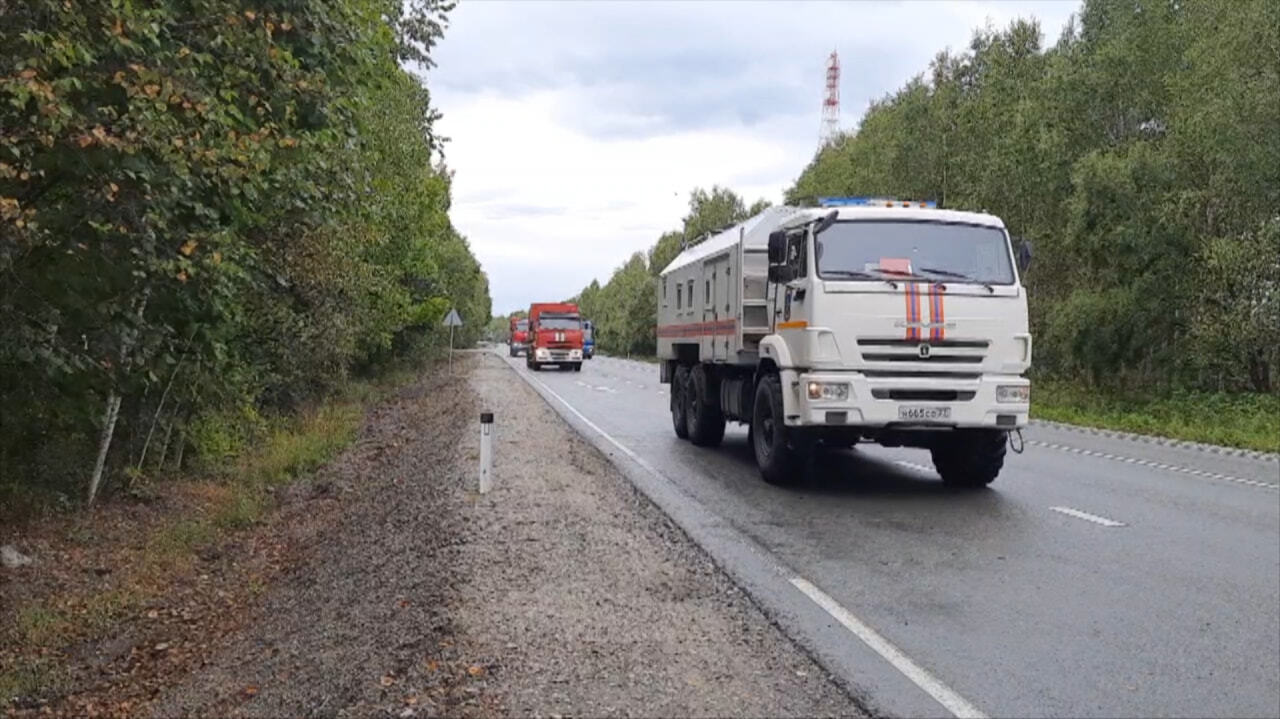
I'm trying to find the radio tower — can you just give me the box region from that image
[819,50,840,149]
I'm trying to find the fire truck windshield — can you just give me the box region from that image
[816,220,1015,285]
[538,315,581,330]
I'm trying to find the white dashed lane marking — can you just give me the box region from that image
[1026,440,1278,491]
[1049,506,1126,527]
[894,460,936,475]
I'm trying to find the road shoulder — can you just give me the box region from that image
[147,353,861,717]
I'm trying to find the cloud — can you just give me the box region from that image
[429,0,1080,314]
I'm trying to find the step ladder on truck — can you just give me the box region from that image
[655,197,1033,486]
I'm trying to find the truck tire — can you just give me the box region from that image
[685,365,725,447]
[671,366,690,439]
[509,346,516,357]
[572,363,582,372]
[752,374,800,486]
[930,430,1007,488]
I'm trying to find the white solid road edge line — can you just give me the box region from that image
[510,355,988,719]
[790,577,988,719]
[1049,506,1127,527]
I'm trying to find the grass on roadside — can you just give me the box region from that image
[2,371,416,704]
[1032,380,1279,453]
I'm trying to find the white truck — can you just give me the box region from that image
[656,197,1032,486]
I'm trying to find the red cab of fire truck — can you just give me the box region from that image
[526,303,584,372]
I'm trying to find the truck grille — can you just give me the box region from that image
[870,388,976,402]
[548,350,574,361]
[857,338,988,365]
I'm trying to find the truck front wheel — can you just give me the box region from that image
[671,366,690,439]
[752,375,799,486]
[685,365,725,447]
[930,430,1008,488]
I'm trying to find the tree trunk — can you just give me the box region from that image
[138,346,189,471]
[87,394,122,505]
[156,410,177,471]
[87,288,150,505]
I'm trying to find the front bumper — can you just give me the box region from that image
[533,347,583,363]
[783,370,1029,429]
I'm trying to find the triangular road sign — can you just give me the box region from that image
[443,308,463,327]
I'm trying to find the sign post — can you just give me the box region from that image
[478,411,493,494]
[443,308,463,374]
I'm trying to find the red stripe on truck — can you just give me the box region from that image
[656,319,738,338]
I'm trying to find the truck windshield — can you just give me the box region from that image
[516,320,528,331]
[815,221,1015,285]
[538,315,580,330]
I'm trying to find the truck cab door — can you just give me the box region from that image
[701,261,716,360]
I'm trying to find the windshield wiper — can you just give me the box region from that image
[917,267,995,293]
[822,269,910,288]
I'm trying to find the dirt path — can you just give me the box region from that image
[149,352,863,717]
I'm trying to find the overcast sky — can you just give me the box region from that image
[429,0,1079,316]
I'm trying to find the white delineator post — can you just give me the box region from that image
[478,411,493,494]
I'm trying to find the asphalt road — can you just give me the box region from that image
[496,350,1280,719]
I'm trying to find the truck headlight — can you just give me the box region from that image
[535,348,549,359]
[997,384,1030,403]
[806,382,849,401]
[570,349,582,359]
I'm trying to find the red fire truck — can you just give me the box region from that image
[526,302,584,372]
[508,316,529,357]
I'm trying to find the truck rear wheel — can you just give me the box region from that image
[752,375,799,486]
[671,366,690,439]
[930,430,1007,488]
[685,366,725,447]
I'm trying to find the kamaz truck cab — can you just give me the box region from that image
[527,302,584,372]
[508,317,529,357]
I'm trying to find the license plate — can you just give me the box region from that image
[898,405,951,421]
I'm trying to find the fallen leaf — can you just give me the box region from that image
[179,239,198,256]
[467,665,484,677]
[425,660,438,673]
[405,695,418,706]
[396,599,410,609]
[176,271,188,283]
[244,10,256,20]
[242,685,258,697]
[380,675,396,687]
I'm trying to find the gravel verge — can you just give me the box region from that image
[150,352,863,718]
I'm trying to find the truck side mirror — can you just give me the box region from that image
[767,265,792,283]
[767,230,786,264]
[1014,237,1033,273]
[813,209,838,235]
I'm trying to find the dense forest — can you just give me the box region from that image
[1,0,491,508]
[567,0,1278,399]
